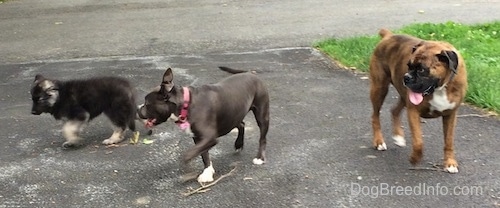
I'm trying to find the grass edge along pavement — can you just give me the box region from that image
[314,21,500,114]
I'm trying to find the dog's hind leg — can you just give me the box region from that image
[369,67,390,151]
[234,121,245,151]
[103,106,135,145]
[127,116,136,132]
[391,98,406,147]
[103,124,125,145]
[252,101,269,165]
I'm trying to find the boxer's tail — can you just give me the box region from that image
[379,29,393,39]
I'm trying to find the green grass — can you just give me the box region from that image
[314,21,500,113]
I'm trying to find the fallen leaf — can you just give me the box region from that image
[142,138,154,145]
[130,131,140,144]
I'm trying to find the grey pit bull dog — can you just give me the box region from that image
[137,67,270,183]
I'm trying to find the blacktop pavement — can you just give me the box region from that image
[1,1,499,207]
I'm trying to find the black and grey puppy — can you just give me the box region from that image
[137,67,270,183]
[30,75,137,148]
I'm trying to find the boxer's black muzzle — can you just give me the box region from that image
[403,61,439,96]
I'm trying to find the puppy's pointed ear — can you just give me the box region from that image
[34,74,45,83]
[437,50,458,74]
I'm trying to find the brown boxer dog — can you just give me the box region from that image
[369,29,467,173]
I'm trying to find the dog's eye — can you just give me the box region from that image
[38,96,49,102]
[417,68,426,74]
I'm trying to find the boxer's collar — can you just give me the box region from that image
[437,69,458,91]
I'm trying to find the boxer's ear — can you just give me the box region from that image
[437,50,458,74]
[411,42,424,53]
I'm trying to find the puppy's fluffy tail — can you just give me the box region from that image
[219,66,248,74]
[379,28,393,39]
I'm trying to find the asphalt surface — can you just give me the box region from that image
[1,1,500,208]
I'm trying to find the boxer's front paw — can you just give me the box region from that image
[444,159,459,173]
[392,135,406,147]
[376,142,387,151]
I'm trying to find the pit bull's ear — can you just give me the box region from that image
[159,85,168,98]
[159,84,177,100]
[161,68,174,92]
[437,50,458,74]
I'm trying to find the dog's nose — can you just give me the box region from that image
[403,73,413,84]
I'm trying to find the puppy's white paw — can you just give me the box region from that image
[445,165,459,174]
[376,142,387,151]
[252,158,265,165]
[392,135,406,147]
[102,139,119,145]
[62,141,80,148]
[197,165,215,183]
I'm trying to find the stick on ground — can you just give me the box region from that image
[409,162,446,172]
[182,166,238,197]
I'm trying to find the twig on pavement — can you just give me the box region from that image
[182,166,238,197]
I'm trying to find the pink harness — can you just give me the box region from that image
[176,87,190,130]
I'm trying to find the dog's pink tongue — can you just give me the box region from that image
[408,91,424,105]
[145,119,156,128]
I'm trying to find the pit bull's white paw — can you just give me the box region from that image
[376,142,387,151]
[197,164,215,183]
[252,158,265,165]
[392,135,406,147]
[445,165,459,174]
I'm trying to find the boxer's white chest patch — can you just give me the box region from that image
[429,87,456,112]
